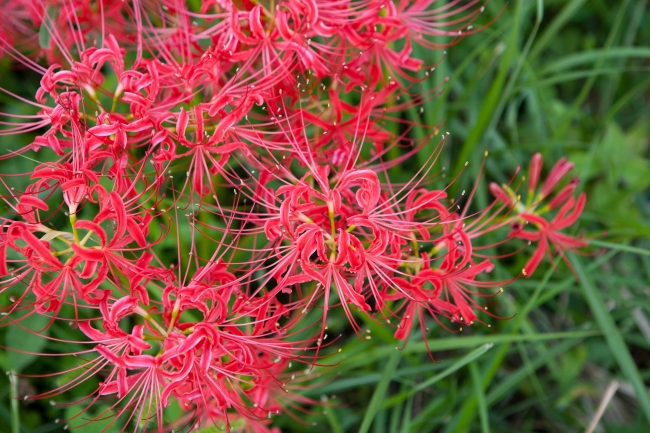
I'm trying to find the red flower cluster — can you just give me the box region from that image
[0,1,587,431]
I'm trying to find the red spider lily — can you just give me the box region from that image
[396,0,491,49]
[490,153,588,278]
[175,104,255,196]
[0,222,98,314]
[0,0,133,65]
[513,194,588,277]
[0,2,591,431]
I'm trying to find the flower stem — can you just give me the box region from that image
[328,206,336,238]
[53,247,73,257]
[69,213,80,244]
[9,370,20,433]
[135,306,168,337]
[166,299,181,335]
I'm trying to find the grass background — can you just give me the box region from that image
[1,0,650,432]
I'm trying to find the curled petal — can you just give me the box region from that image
[22,231,62,269]
[339,169,381,212]
[177,107,189,140]
[74,220,107,247]
[71,243,105,261]
[528,153,543,193]
[541,157,574,197]
[523,235,548,278]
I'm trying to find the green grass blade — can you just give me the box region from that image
[541,47,650,75]
[589,240,650,256]
[485,339,583,406]
[323,402,344,433]
[528,0,587,61]
[452,4,520,175]
[599,0,649,114]
[570,254,650,425]
[443,262,571,433]
[307,362,447,396]
[536,250,618,306]
[9,371,20,433]
[381,344,493,409]
[400,330,600,355]
[358,350,402,433]
[470,361,490,433]
[399,396,414,433]
[552,0,631,140]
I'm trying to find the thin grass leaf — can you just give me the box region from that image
[399,330,600,355]
[589,240,650,256]
[399,396,414,433]
[410,396,446,431]
[324,404,344,433]
[528,0,587,61]
[9,371,20,433]
[358,350,402,433]
[470,361,490,433]
[570,254,650,426]
[599,0,649,114]
[444,260,579,433]
[381,344,493,409]
[389,396,403,433]
[517,67,650,91]
[305,362,447,396]
[541,47,650,75]
[552,0,631,140]
[485,338,583,406]
[38,7,58,50]
[452,3,521,175]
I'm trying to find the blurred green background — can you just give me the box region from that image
[2,0,650,432]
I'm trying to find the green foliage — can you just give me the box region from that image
[5,313,51,373]
[38,6,58,50]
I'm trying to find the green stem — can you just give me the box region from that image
[167,299,181,335]
[9,370,20,433]
[135,307,168,337]
[328,205,336,238]
[79,230,94,247]
[110,84,123,114]
[69,213,80,244]
[53,247,73,257]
